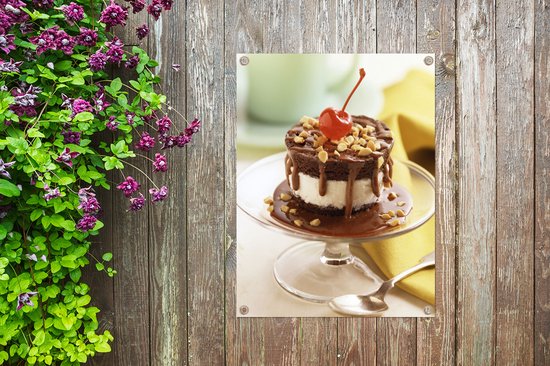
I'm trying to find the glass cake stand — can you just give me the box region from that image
[237,152,435,303]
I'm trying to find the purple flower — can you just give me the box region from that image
[26,253,37,261]
[136,132,155,151]
[136,24,149,40]
[78,196,100,214]
[106,45,124,64]
[156,116,172,134]
[32,0,54,8]
[93,84,110,112]
[61,130,81,144]
[88,50,108,72]
[125,55,139,69]
[40,255,47,262]
[126,111,135,125]
[106,116,119,131]
[44,186,60,201]
[0,58,22,73]
[116,176,140,197]
[17,292,38,310]
[62,2,85,24]
[161,135,177,149]
[0,34,16,54]
[100,0,129,29]
[56,148,80,167]
[19,22,34,34]
[176,132,191,147]
[153,153,167,172]
[4,0,29,23]
[30,27,58,55]
[72,98,93,115]
[0,13,12,34]
[129,0,145,13]
[185,118,201,136]
[77,215,97,231]
[160,0,173,10]
[77,27,98,47]
[78,186,96,199]
[128,193,146,211]
[10,84,40,117]
[0,158,15,179]
[149,186,168,202]
[147,0,163,20]
[55,30,75,55]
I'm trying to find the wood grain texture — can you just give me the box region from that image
[415,1,457,365]
[185,0,226,365]
[376,2,418,364]
[534,0,550,364]
[456,0,497,365]
[495,1,535,364]
[85,1,550,365]
[147,3,189,365]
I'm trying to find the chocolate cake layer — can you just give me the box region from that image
[284,115,394,181]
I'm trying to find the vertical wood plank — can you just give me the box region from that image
[335,2,377,365]
[109,11,152,366]
[147,2,189,365]
[228,1,304,365]
[495,1,535,364]
[186,0,225,364]
[456,0,497,364]
[375,1,418,364]
[534,0,550,364]
[415,1,457,365]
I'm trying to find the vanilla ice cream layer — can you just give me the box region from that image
[292,172,382,210]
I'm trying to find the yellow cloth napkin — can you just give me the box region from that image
[362,69,436,305]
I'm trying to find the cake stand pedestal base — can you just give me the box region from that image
[273,241,382,303]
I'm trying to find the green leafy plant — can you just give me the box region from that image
[0,0,198,364]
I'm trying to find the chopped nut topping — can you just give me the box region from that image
[337,142,348,152]
[357,147,373,156]
[383,180,392,188]
[309,218,321,226]
[388,210,395,217]
[315,146,324,152]
[280,193,291,201]
[294,136,305,144]
[293,219,303,227]
[377,157,384,169]
[300,116,318,126]
[351,144,362,151]
[334,150,340,157]
[299,130,309,138]
[396,209,406,217]
[388,219,400,227]
[303,122,313,129]
[380,213,392,220]
[345,135,355,145]
[388,192,398,200]
[289,208,297,214]
[267,205,274,213]
[281,205,290,213]
[318,150,328,163]
[352,130,359,137]
[263,196,273,205]
[367,140,376,151]
[358,138,367,146]
[397,201,406,207]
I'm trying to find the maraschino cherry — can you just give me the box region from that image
[319,68,366,140]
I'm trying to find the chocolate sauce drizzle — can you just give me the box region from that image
[284,116,394,218]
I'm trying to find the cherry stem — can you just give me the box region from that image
[341,68,366,112]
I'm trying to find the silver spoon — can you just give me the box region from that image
[328,251,435,316]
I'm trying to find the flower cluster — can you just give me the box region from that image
[0,0,199,364]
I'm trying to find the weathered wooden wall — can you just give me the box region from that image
[85,0,549,364]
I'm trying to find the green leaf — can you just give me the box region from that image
[0,179,20,197]
[110,77,122,92]
[101,252,113,262]
[57,176,74,185]
[95,342,111,353]
[30,209,43,221]
[76,294,91,307]
[73,111,94,122]
[55,60,73,71]
[33,330,45,346]
[27,128,45,138]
